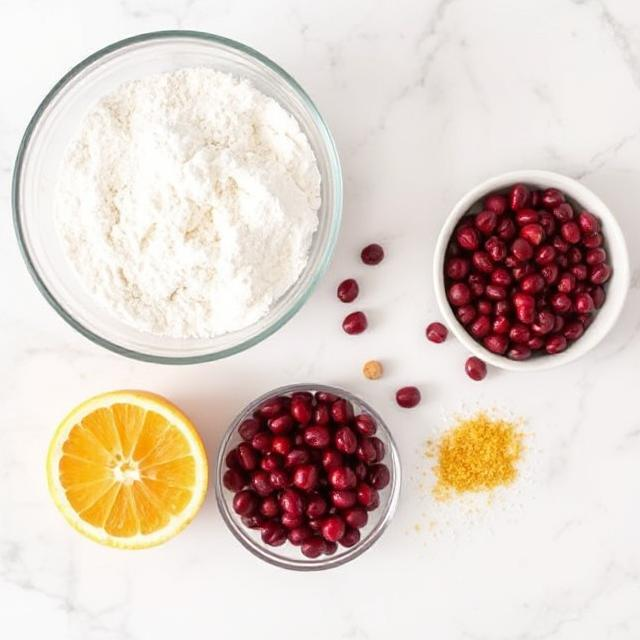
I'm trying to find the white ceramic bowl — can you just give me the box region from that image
[434,170,630,371]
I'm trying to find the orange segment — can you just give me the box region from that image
[47,391,208,549]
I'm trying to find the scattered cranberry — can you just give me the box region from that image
[342,311,368,335]
[426,322,448,343]
[226,388,392,558]
[395,386,421,408]
[465,356,487,381]
[361,243,384,265]
[337,278,359,303]
[444,183,612,360]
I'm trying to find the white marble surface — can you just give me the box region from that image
[2,0,640,638]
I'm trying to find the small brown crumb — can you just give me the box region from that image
[363,360,383,380]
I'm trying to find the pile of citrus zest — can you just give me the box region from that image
[47,390,208,549]
[429,412,524,501]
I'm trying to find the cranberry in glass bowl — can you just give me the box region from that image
[215,384,400,570]
[434,171,629,371]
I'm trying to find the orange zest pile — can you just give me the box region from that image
[429,411,524,500]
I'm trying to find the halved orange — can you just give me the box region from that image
[47,390,208,549]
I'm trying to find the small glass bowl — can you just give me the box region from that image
[215,384,401,571]
[12,31,342,363]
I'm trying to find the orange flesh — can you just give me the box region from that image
[58,404,196,537]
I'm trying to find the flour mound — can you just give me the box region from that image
[55,68,321,338]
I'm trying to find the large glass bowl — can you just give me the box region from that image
[12,31,342,363]
[215,384,401,571]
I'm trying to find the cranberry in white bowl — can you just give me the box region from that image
[434,170,630,371]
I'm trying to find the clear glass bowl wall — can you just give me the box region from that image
[13,32,342,363]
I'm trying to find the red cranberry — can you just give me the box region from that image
[223,469,246,492]
[354,414,377,436]
[356,482,380,510]
[495,300,511,315]
[467,274,486,297]
[497,217,517,240]
[578,211,600,234]
[315,391,338,403]
[465,356,487,381]
[508,345,532,360]
[513,263,535,281]
[470,315,491,339]
[233,490,258,516]
[257,397,286,419]
[396,386,421,408]
[568,247,583,264]
[485,284,507,301]
[225,449,242,471]
[242,514,265,529]
[251,470,274,496]
[574,292,595,313]
[561,221,581,244]
[475,210,498,235]
[493,315,511,335]
[261,452,283,472]
[331,398,353,424]
[457,304,477,325]
[280,512,303,529]
[485,236,507,262]
[490,268,512,286]
[511,237,534,261]
[321,449,343,469]
[585,248,606,266]
[552,202,573,221]
[541,188,565,210]
[335,426,358,454]
[583,232,603,249]
[372,437,386,463]
[541,263,559,284]
[337,278,359,303]
[268,414,294,435]
[340,528,361,548]
[292,464,319,491]
[285,448,310,467]
[515,209,539,226]
[269,469,289,489]
[280,488,304,516]
[557,272,576,293]
[368,463,391,490]
[301,537,326,558]
[483,334,508,354]
[509,184,530,210]
[291,391,314,403]
[238,418,262,441]
[532,310,555,336]
[520,273,545,294]
[557,254,569,269]
[513,292,536,324]
[306,494,328,518]
[328,466,357,490]
[510,324,531,344]
[448,283,471,306]
[590,263,612,284]
[236,442,258,471]
[344,507,368,529]
[456,226,481,251]
[539,212,557,236]
[535,245,556,265]
[472,251,494,273]
[288,526,312,545]
[550,292,572,314]
[361,243,384,265]
[261,521,287,546]
[563,321,584,341]
[553,235,570,253]
[260,495,280,518]
[321,515,346,543]
[528,336,544,350]
[545,334,568,354]
[571,264,588,281]
[251,432,272,454]
[446,257,470,280]
[304,424,331,449]
[271,435,292,456]
[356,438,377,464]
[592,286,606,308]
[484,193,508,214]
[342,311,368,335]
[313,403,330,425]
[290,398,312,425]
[477,300,493,315]
[331,489,357,509]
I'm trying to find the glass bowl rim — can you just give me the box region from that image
[12,30,343,364]
[214,383,402,571]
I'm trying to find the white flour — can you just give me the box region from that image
[55,68,321,338]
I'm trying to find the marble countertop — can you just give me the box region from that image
[2,1,640,638]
